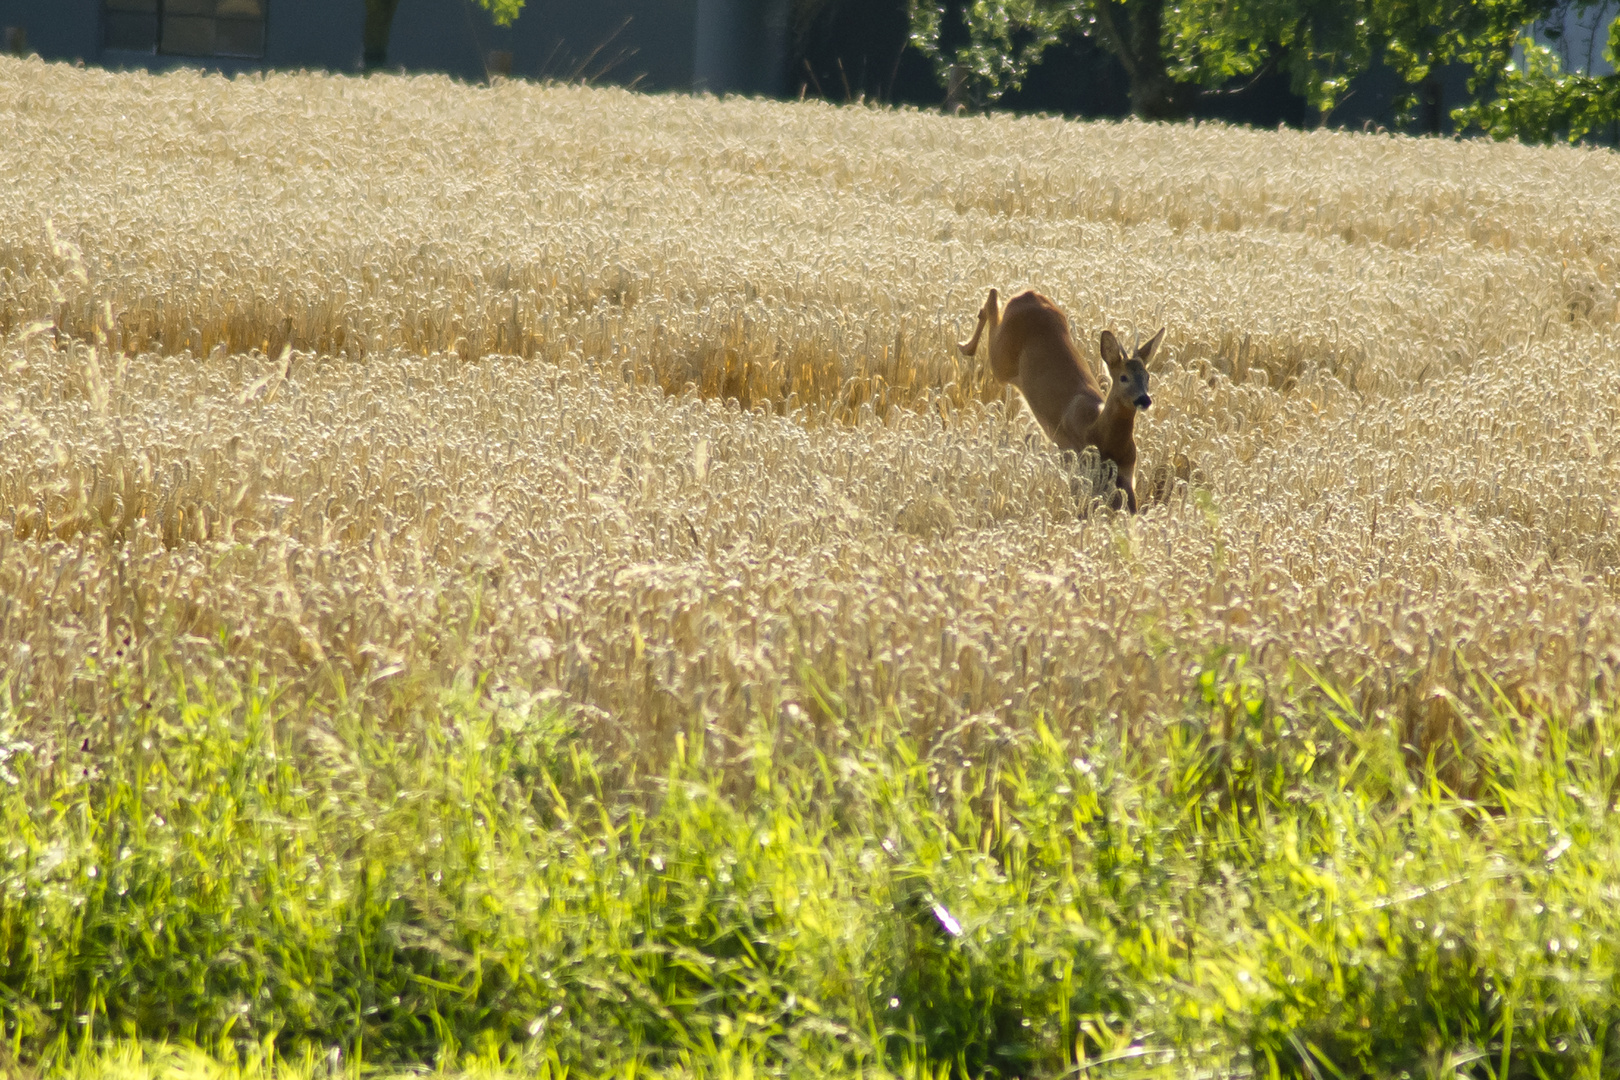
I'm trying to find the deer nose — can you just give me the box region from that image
[1135,394,1152,409]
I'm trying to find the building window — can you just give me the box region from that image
[103,0,265,59]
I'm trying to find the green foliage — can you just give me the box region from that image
[1162,0,1375,115]
[906,0,1620,139]
[906,0,1402,117]
[1369,0,1573,128]
[905,0,1074,102]
[1457,19,1620,141]
[4,650,1620,1077]
[474,0,525,28]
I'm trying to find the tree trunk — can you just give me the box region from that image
[1091,0,1200,120]
[364,0,402,69]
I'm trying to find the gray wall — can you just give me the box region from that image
[389,0,701,91]
[0,0,363,73]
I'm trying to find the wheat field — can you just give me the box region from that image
[3,54,1620,757]
[9,53,1620,1079]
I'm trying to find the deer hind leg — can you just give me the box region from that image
[988,331,1021,384]
[957,288,1000,356]
[957,308,989,356]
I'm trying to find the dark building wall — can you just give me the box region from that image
[267,2,365,72]
[388,0,701,91]
[0,0,363,73]
[693,0,787,95]
[1,0,100,62]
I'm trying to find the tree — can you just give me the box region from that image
[905,0,1359,119]
[1457,15,1620,140]
[905,0,1620,131]
[365,0,525,69]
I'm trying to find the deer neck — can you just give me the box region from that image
[1101,391,1138,441]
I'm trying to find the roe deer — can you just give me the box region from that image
[958,288,1162,512]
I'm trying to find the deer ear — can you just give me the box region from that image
[1099,330,1126,369]
[1136,327,1166,364]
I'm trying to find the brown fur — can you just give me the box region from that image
[959,288,1162,512]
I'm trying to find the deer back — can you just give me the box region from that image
[994,291,1102,436]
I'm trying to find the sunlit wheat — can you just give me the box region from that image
[3,56,1619,757]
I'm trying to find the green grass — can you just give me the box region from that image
[3,650,1620,1079]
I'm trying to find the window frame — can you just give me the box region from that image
[101,0,268,61]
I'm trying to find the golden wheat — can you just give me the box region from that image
[3,55,1619,752]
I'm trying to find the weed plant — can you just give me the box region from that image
[4,653,1620,1077]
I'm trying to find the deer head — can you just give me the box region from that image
[1099,327,1163,411]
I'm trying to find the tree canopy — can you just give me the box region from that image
[906,0,1620,140]
[1461,14,1620,140]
